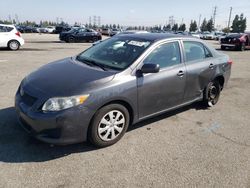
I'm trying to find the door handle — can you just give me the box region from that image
[177,70,184,77]
[209,63,214,69]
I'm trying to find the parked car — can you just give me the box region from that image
[55,25,72,34]
[190,32,202,39]
[214,31,225,40]
[221,33,250,51]
[45,26,55,33]
[59,28,102,43]
[15,33,232,147]
[175,31,192,36]
[201,31,215,40]
[101,28,111,36]
[0,24,25,50]
[16,25,38,33]
[110,28,122,36]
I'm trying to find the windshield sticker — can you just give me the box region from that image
[128,41,149,47]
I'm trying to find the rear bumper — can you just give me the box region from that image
[19,38,25,46]
[15,92,95,145]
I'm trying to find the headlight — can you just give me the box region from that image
[42,95,89,112]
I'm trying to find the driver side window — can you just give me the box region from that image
[144,42,181,68]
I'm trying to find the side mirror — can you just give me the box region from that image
[140,64,160,74]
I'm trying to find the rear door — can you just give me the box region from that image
[0,26,11,47]
[137,41,187,118]
[182,41,216,102]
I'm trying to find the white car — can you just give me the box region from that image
[0,24,25,50]
[45,26,55,33]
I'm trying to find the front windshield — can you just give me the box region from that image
[76,37,152,71]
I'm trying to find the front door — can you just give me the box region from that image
[137,41,186,118]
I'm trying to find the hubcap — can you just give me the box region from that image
[98,110,125,141]
[10,41,18,50]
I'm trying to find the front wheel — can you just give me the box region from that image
[88,104,130,148]
[221,46,226,50]
[239,43,246,51]
[203,81,221,107]
[8,40,20,51]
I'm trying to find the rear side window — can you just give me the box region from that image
[183,41,212,62]
[144,42,181,68]
[0,26,14,32]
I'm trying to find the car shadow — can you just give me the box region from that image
[0,103,207,163]
[27,41,62,44]
[0,107,96,163]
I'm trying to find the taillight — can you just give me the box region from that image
[228,60,233,65]
[15,32,21,37]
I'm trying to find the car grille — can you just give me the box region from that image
[221,38,234,44]
[20,89,37,106]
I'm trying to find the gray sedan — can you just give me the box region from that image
[15,33,232,147]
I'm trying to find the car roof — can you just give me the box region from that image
[116,33,192,42]
[0,24,15,28]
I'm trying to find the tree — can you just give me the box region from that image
[231,13,247,33]
[200,19,207,32]
[189,20,198,32]
[166,24,171,31]
[206,18,214,32]
[222,27,230,33]
[172,23,178,31]
[112,24,116,29]
[178,24,186,31]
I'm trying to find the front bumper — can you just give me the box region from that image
[221,44,236,47]
[15,90,95,145]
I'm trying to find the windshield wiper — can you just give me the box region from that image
[77,56,107,71]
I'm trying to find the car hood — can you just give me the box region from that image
[22,57,116,97]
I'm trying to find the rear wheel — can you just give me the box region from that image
[67,36,75,43]
[203,80,221,107]
[8,40,20,51]
[88,104,130,148]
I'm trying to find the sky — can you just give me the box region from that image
[1,0,250,30]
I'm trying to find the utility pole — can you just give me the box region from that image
[213,6,217,29]
[169,16,174,28]
[198,14,202,31]
[97,16,101,27]
[93,15,97,26]
[89,16,92,25]
[227,7,232,29]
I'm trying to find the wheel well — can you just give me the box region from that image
[91,100,134,126]
[104,100,134,125]
[214,76,225,90]
[8,40,20,46]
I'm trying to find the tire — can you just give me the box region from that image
[8,40,20,51]
[239,43,246,51]
[221,46,226,50]
[92,37,98,42]
[203,80,221,107]
[88,104,130,148]
[67,36,75,43]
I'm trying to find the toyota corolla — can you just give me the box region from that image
[15,33,232,147]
